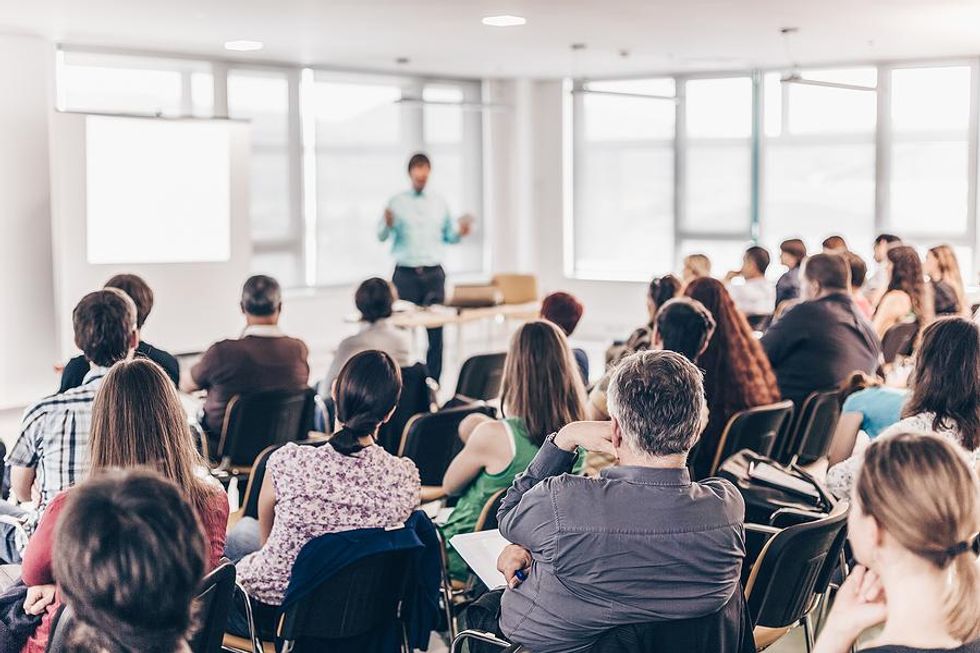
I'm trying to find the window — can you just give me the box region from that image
[761,68,878,258]
[572,79,676,280]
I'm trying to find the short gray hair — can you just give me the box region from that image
[606,350,707,457]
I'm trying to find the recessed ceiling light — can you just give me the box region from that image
[224,40,264,52]
[482,15,526,27]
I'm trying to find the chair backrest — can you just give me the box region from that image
[777,390,841,465]
[399,404,497,486]
[744,501,849,629]
[745,314,773,333]
[491,274,538,305]
[241,439,329,520]
[278,548,415,644]
[881,321,919,365]
[454,352,506,402]
[709,400,795,476]
[45,604,72,653]
[590,589,755,653]
[473,488,507,532]
[218,387,315,467]
[188,561,237,653]
[378,363,435,454]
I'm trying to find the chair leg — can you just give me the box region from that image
[281,641,294,653]
[803,613,816,653]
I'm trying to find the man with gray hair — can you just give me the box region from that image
[490,350,745,653]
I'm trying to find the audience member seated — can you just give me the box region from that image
[873,245,934,340]
[323,277,412,392]
[477,351,744,653]
[864,233,902,304]
[822,234,848,253]
[724,246,775,317]
[775,238,807,308]
[842,251,874,320]
[540,291,590,385]
[838,371,907,439]
[761,254,881,408]
[439,320,587,580]
[684,278,782,479]
[925,244,970,317]
[827,316,980,498]
[185,275,310,459]
[51,470,207,653]
[682,253,711,286]
[20,358,229,653]
[589,297,715,421]
[224,350,420,638]
[605,275,681,367]
[59,273,179,392]
[814,434,980,653]
[1,289,138,564]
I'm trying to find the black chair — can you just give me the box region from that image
[776,390,841,466]
[745,314,773,332]
[399,404,497,487]
[378,363,437,454]
[707,401,795,477]
[452,353,506,403]
[880,321,919,365]
[743,501,850,652]
[212,388,316,474]
[474,488,507,532]
[276,549,416,653]
[189,560,237,653]
[237,439,329,521]
[45,603,72,653]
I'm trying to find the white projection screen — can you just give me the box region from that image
[85,116,231,264]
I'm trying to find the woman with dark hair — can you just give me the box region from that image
[684,277,782,479]
[828,316,980,498]
[873,245,934,339]
[606,275,682,366]
[226,350,420,635]
[439,321,586,579]
[775,238,807,307]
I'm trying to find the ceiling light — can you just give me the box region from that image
[482,15,526,27]
[224,40,264,52]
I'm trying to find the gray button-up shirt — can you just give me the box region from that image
[498,437,746,653]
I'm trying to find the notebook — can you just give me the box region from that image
[449,529,511,589]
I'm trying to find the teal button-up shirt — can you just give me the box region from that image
[378,188,460,267]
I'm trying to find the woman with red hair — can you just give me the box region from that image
[685,277,782,478]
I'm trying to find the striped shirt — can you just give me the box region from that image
[7,367,107,524]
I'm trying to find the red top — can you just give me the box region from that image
[21,483,229,653]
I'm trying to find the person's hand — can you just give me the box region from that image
[458,214,475,237]
[724,270,740,282]
[384,207,395,228]
[554,421,616,457]
[814,565,886,653]
[497,544,532,589]
[23,584,57,616]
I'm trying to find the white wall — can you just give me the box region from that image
[0,34,59,409]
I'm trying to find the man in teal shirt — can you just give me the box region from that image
[379,153,472,381]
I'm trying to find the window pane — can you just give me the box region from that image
[684,145,751,233]
[228,71,290,145]
[891,66,971,133]
[889,141,968,235]
[685,77,752,139]
[313,81,401,145]
[583,79,675,141]
[61,64,183,116]
[424,85,463,144]
[763,143,876,252]
[784,68,877,135]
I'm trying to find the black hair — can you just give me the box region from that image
[73,289,136,367]
[53,469,206,653]
[842,251,868,288]
[745,246,771,274]
[241,275,282,317]
[655,297,717,363]
[407,153,431,172]
[331,350,403,455]
[875,233,902,246]
[804,253,851,291]
[355,278,395,323]
[648,275,682,311]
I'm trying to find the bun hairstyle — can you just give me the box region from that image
[330,350,402,455]
[857,433,980,642]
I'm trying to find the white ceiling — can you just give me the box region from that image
[4,0,980,79]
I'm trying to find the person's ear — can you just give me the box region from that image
[652,326,664,350]
[330,380,338,405]
[240,302,247,315]
[610,416,624,451]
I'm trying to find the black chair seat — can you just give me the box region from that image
[399,404,497,486]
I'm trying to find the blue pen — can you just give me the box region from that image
[515,569,528,582]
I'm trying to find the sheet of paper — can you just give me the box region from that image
[449,529,511,589]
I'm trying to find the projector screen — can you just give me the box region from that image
[85,116,231,264]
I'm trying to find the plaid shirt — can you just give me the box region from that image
[7,367,107,522]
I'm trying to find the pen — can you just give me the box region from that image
[515,569,528,582]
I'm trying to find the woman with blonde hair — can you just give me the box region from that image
[926,245,971,317]
[19,358,228,653]
[438,320,587,580]
[815,433,980,653]
[682,253,712,285]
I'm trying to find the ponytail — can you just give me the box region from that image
[329,350,402,457]
[944,542,980,642]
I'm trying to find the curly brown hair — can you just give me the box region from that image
[885,245,934,324]
[684,277,782,478]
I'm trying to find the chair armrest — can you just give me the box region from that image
[451,630,513,653]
